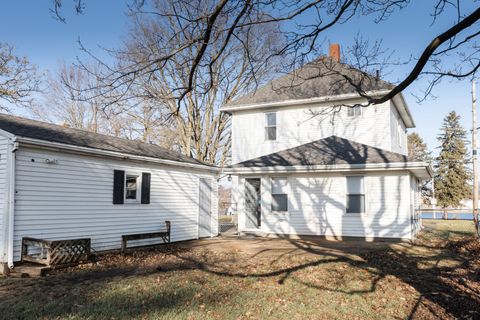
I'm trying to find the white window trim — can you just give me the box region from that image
[347,106,362,117]
[345,175,366,215]
[265,112,277,141]
[271,176,288,213]
[124,172,142,204]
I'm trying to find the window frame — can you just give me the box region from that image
[271,176,288,213]
[265,112,277,141]
[397,124,403,147]
[124,172,141,203]
[347,106,362,117]
[345,176,366,214]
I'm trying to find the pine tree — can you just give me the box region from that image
[434,111,471,219]
[407,132,433,203]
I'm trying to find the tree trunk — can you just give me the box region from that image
[443,209,448,220]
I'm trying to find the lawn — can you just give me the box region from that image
[0,220,479,320]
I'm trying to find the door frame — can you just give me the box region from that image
[243,177,262,230]
[198,177,213,238]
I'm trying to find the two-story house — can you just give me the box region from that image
[221,45,432,240]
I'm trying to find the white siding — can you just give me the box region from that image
[389,101,408,155]
[12,147,218,262]
[0,135,9,262]
[237,171,412,239]
[232,100,396,163]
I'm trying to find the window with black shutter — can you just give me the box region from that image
[113,170,151,205]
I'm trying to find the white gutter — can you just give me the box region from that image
[220,90,391,112]
[225,161,432,178]
[16,137,220,174]
[6,138,18,269]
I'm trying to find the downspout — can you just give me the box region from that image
[6,138,18,269]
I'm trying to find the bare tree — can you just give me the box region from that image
[0,43,40,110]
[54,1,480,107]
[74,0,279,165]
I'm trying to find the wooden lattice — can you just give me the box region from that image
[22,237,91,266]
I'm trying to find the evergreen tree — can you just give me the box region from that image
[434,111,471,218]
[407,132,433,203]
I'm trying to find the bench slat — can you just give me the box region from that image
[121,221,171,253]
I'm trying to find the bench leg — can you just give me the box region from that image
[121,238,126,254]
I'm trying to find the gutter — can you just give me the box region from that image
[6,138,18,269]
[225,161,431,177]
[219,90,392,113]
[16,137,220,174]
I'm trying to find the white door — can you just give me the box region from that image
[199,177,213,238]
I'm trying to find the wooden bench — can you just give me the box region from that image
[121,221,171,253]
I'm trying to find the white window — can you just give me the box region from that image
[346,176,365,213]
[347,106,362,117]
[265,112,277,140]
[271,177,288,212]
[125,173,140,202]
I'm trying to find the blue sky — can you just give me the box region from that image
[0,1,478,153]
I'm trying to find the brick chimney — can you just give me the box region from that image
[329,43,341,62]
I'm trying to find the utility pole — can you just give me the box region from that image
[472,80,479,233]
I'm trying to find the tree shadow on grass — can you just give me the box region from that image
[1,239,479,319]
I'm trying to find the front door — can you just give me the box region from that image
[245,178,261,229]
[199,177,213,238]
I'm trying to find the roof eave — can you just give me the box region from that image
[225,161,431,178]
[15,136,220,173]
[392,93,415,128]
[220,90,392,113]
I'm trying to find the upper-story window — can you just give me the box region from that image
[265,112,277,140]
[347,106,362,117]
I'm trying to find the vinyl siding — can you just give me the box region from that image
[232,99,398,164]
[0,135,9,262]
[12,146,218,262]
[237,171,412,239]
[390,102,408,155]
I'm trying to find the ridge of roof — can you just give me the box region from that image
[225,57,394,108]
[0,113,212,167]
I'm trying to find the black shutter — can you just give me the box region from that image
[113,170,125,204]
[141,172,151,204]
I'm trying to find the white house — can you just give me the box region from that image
[0,114,219,273]
[221,46,432,241]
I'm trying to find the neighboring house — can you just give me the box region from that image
[0,114,219,273]
[221,45,432,241]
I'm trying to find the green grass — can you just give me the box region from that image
[0,221,478,320]
[422,219,476,241]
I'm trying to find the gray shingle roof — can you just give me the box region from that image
[226,58,394,107]
[0,113,210,166]
[232,136,411,168]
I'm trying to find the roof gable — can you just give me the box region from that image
[232,136,410,168]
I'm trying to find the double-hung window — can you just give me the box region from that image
[271,177,288,212]
[347,106,362,117]
[346,176,365,213]
[125,174,140,201]
[265,112,277,140]
[113,170,151,205]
